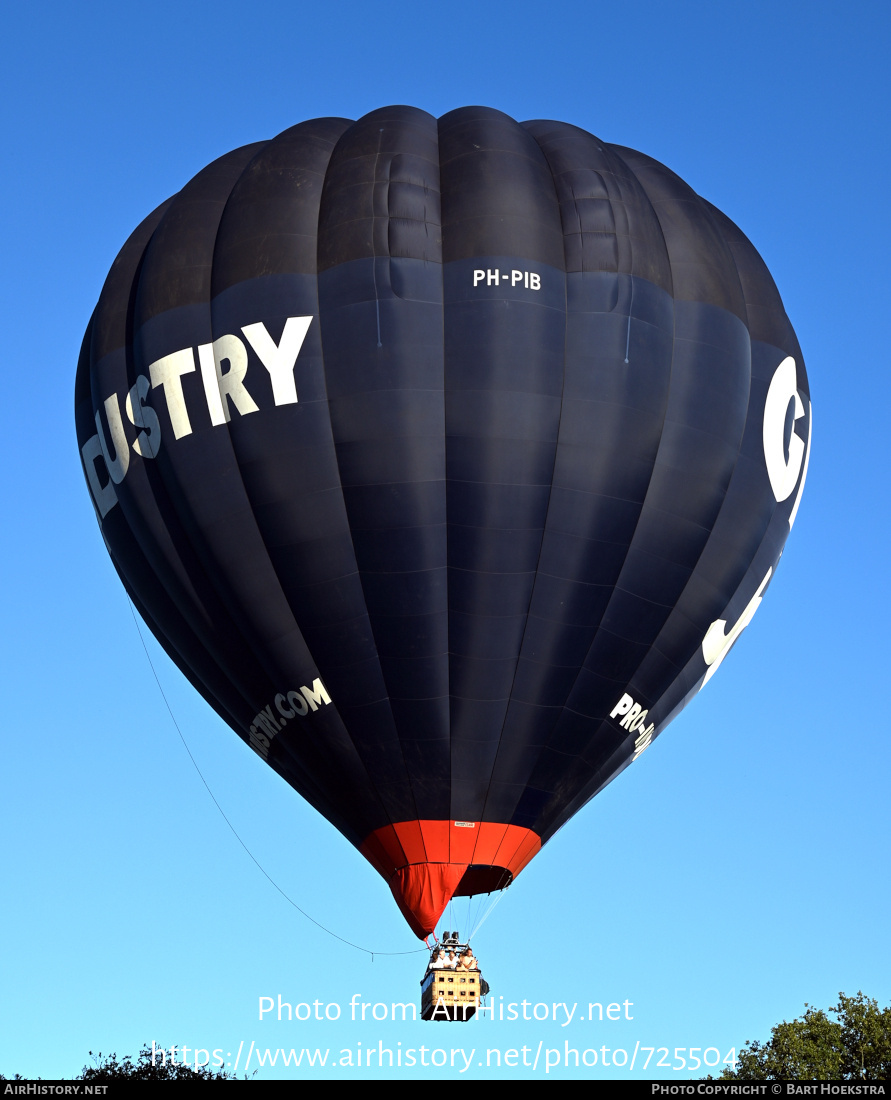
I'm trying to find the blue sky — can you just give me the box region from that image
[2,0,889,1080]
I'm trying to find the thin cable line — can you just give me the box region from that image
[126,597,425,959]
[469,888,507,940]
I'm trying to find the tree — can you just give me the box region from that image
[78,1045,238,1081]
[718,992,891,1080]
[2,1045,239,1082]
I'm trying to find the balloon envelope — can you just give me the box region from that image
[76,106,811,937]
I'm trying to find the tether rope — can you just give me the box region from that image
[127,597,426,959]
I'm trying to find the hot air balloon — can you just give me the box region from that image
[75,106,811,939]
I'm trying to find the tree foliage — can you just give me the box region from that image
[78,1045,237,1081]
[719,992,891,1080]
[2,1044,238,1082]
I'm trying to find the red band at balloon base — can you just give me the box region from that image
[360,820,541,939]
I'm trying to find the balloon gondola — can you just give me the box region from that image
[76,106,811,940]
[422,930,486,1021]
